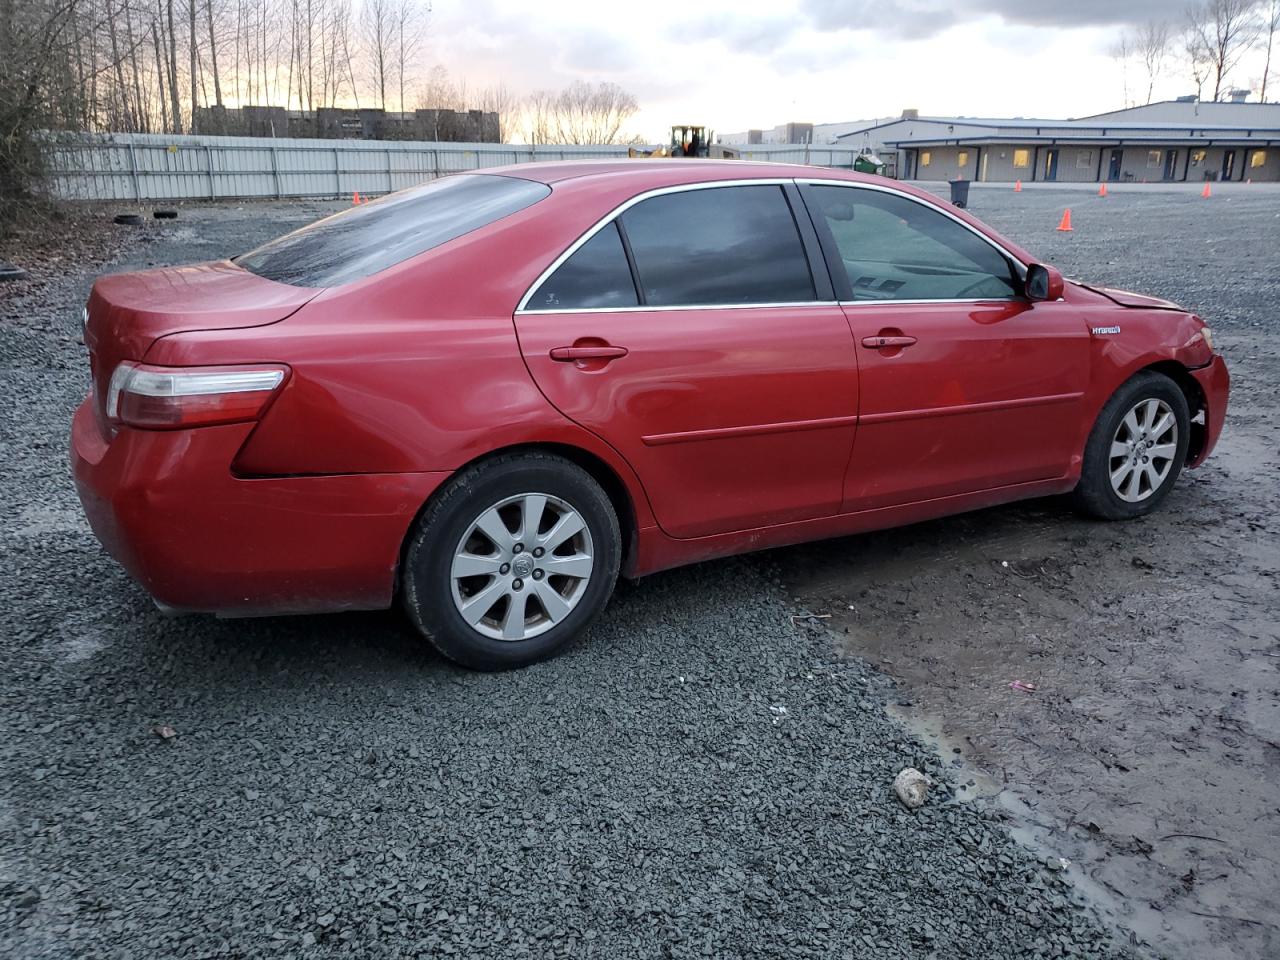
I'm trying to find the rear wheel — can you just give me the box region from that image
[402,452,620,670]
[1072,371,1189,520]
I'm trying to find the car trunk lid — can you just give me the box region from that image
[85,260,318,431]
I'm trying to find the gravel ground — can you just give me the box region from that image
[1,183,1263,960]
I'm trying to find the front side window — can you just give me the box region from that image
[803,184,1020,302]
[957,150,970,167]
[1251,150,1267,168]
[920,150,932,166]
[236,174,550,287]
[1147,150,1162,167]
[1013,149,1030,168]
[527,221,638,311]
[1076,149,1092,168]
[618,185,815,306]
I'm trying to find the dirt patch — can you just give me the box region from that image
[782,187,1280,960]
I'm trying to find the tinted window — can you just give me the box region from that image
[235,174,550,287]
[527,221,638,310]
[805,185,1019,301]
[620,185,815,306]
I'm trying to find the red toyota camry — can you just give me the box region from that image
[72,161,1229,669]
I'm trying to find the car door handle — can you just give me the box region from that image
[861,335,918,349]
[549,345,629,362]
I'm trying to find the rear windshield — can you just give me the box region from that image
[234,174,550,287]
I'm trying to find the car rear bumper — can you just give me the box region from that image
[1187,354,1229,468]
[70,398,448,615]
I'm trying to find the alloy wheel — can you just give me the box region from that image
[449,492,594,641]
[1108,398,1179,503]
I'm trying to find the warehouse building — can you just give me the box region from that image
[832,101,1279,183]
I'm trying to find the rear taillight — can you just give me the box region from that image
[105,362,289,430]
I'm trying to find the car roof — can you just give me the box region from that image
[479,158,873,187]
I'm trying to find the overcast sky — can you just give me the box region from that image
[427,0,1273,141]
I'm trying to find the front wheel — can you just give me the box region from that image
[401,452,621,670]
[1072,371,1190,520]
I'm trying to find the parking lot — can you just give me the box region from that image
[1,182,1277,959]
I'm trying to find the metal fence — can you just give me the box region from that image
[43,132,867,202]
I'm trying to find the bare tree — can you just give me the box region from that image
[478,81,518,141]
[166,0,182,130]
[548,80,638,144]
[523,88,554,145]
[206,0,224,107]
[1184,0,1263,101]
[1262,0,1279,99]
[1110,33,1134,106]
[390,0,423,113]
[1136,21,1172,103]
[358,0,390,108]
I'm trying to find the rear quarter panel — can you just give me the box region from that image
[142,192,660,531]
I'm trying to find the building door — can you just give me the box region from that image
[1107,149,1123,181]
[1044,149,1060,181]
[1162,149,1178,180]
[1222,149,1236,180]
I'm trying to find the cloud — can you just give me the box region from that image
[799,0,1178,41]
[678,14,804,54]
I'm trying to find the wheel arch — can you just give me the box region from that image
[395,441,643,600]
[1137,360,1208,463]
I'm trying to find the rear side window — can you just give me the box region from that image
[235,174,550,287]
[527,222,639,310]
[620,185,815,306]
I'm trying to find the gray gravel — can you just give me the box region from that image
[0,199,1140,959]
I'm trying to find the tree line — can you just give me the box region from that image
[0,0,640,140]
[1112,0,1280,106]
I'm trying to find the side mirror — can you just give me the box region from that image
[1026,263,1064,301]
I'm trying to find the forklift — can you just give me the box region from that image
[628,125,739,159]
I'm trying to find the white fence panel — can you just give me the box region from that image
[43,133,866,202]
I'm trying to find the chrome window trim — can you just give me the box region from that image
[517,178,805,314]
[839,297,1017,307]
[515,176,1029,315]
[518,300,842,316]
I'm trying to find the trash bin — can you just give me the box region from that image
[853,151,885,175]
[949,179,971,208]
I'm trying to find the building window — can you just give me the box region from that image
[1147,150,1161,167]
[1076,149,1092,168]
[920,150,932,166]
[1251,150,1267,168]
[957,150,969,167]
[1191,149,1207,166]
[1013,149,1030,168]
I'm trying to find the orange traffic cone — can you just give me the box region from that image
[1056,208,1073,232]
[1014,180,1022,192]
[1098,183,1107,197]
[353,191,361,205]
[1201,182,1211,198]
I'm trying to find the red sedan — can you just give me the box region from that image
[72,162,1229,669]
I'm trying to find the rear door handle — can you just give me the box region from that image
[861,335,917,349]
[549,345,629,362]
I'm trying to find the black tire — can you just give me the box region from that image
[1072,371,1190,520]
[113,213,143,226]
[153,210,178,219]
[401,452,621,670]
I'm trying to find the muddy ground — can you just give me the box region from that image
[784,183,1280,960]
